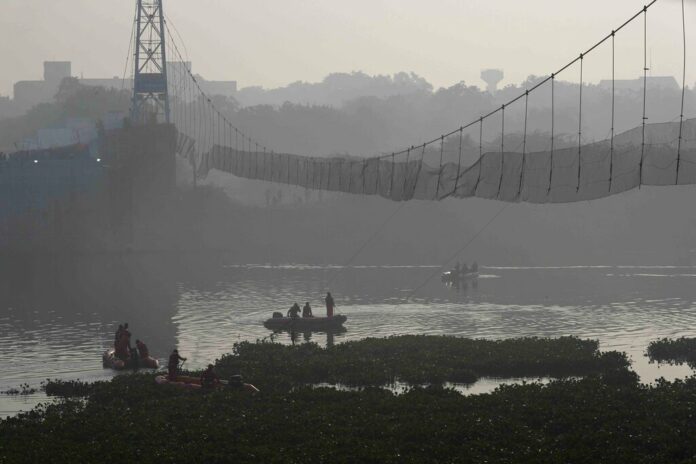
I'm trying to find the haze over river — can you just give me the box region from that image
[2,255,695,416]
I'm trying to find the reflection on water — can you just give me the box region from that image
[3,257,696,416]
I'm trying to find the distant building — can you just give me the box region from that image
[14,61,72,112]
[598,76,680,93]
[11,61,237,114]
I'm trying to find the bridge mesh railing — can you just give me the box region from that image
[177,118,696,203]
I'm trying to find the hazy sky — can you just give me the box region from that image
[0,0,693,97]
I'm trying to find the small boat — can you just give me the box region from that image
[155,375,259,393]
[441,270,479,283]
[263,314,347,331]
[102,349,159,370]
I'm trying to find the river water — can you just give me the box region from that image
[1,255,695,417]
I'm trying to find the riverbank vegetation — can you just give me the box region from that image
[6,336,694,463]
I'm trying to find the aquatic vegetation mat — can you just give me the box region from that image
[215,335,628,391]
[647,337,696,367]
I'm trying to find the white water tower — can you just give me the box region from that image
[481,69,504,93]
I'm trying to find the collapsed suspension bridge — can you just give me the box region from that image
[131,0,694,204]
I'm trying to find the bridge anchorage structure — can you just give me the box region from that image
[131,0,170,125]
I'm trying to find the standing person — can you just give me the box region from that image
[114,324,124,349]
[115,332,130,361]
[325,292,335,318]
[168,349,187,381]
[122,323,132,350]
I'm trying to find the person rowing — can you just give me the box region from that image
[168,349,187,381]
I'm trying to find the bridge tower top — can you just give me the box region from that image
[131,0,170,125]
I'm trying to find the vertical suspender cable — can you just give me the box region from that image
[676,0,686,185]
[577,54,584,193]
[519,91,529,199]
[234,128,239,173]
[389,153,395,197]
[548,75,555,196]
[609,31,615,192]
[640,5,648,186]
[252,137,257,179]
[475,118,483,196]
[453,128,464,196]
[436,136,444,198]
[402,147,412,198]
[497,105,505,199]
[412,143,426,198]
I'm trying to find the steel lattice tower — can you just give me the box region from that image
[131,0,170,124]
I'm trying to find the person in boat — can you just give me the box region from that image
[118,325,133,359]
[302,302,313,318]
[200,364,220,389]
[114,324,124,348]
[287,303,301,319]
[461,263,469,275]
[471,261,478,273]
[123,322,131,350]
[325,292,335,317]
[135,339,149,359]
[115,330,130,361]
[168,349,187,381]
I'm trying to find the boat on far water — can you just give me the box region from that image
[441,270,479,284]
[264,314,347,331]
